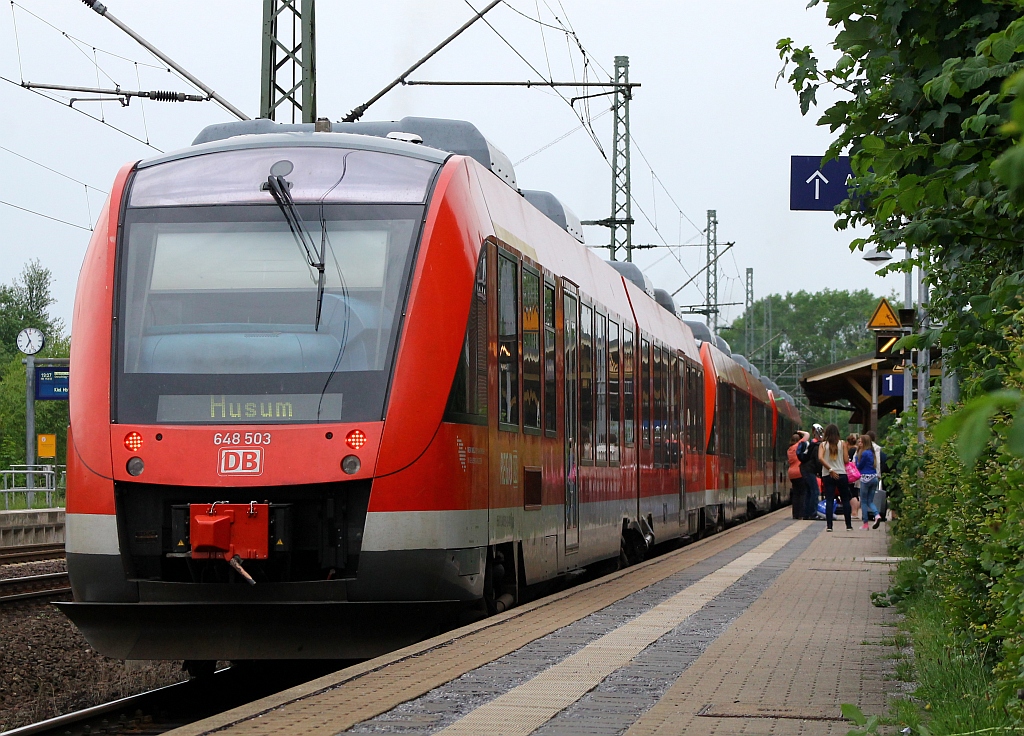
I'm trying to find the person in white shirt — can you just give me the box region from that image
[817,423,853,532]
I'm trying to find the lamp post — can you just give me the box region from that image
[862,246,914,419]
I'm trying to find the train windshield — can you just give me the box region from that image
[115,147,438,425]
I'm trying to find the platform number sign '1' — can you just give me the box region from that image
[881,373,905,397]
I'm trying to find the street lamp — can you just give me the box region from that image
[862,247,894,264]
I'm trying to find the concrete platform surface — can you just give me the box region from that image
[167,510,896,736]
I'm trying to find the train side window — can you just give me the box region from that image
[443,246,488,425]
[543,281,557,437]
[623,329,635,447]
[595,313,608,465]
[641,338,651,449]
[608,321,620,465]
[654,345,664,467]
[695,366,705,453]
[497,251,519,431]
[522,266,542,434]
[737,391,749,467]
[672,354,681,468]
[580,303,594,464]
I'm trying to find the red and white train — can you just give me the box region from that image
[60,117,800,662]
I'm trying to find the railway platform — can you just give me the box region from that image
[168,509,897,736]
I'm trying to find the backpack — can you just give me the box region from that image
[797,439,819,472]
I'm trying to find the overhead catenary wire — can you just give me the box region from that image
[0,198,92,231]
[0,74,161,151]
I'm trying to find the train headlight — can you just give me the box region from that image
[126,457,145,476]
[346,429,367,450]
[341,455,361,475]
[124,431,143,452]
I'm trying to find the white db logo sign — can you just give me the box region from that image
[218,448,263,476]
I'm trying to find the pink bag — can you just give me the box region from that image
[845,461,861,483]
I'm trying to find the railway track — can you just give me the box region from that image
[5,662,352,736]
[0,572,71,604]
[0,543,66,565]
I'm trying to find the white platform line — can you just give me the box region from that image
[436,522,810,736]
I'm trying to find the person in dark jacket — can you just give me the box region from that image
[796,424,823,520]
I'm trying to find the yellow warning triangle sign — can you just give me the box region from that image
[867,298,901,330]
[176,539,185,547]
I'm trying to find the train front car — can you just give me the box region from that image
[60,131,489,661]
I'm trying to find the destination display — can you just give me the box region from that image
[35,366,70,401]
[156,393,343,424]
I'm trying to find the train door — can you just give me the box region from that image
[563,287,580,553]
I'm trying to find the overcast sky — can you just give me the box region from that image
[0,0,902,334]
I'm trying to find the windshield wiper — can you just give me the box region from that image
[266,174,326,331]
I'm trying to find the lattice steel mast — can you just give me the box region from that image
[745,268,753,355]
[609,56,633,261]
[705,209,718,333]
[260,0,317,122]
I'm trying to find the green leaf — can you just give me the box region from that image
[992,34,1016,63]
[860,135,884,153]
[840,703,867,726]
[1008,407,1024,457]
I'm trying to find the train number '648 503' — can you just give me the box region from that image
[214,432,272,446]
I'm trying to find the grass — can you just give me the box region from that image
[0,489,65,511]
[881,569,1018,735]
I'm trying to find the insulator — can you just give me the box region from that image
[149,90,185,102]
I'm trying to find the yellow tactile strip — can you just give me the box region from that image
[436,523,808,736]
[623,526,896,736]
[167,509,794,736]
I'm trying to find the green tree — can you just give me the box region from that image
[0,260,69,470]
[720,288,882,434]
[721,288,879,370]
[777,0,1024,717]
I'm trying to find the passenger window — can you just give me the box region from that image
[595,314,608,464]
[653,346,663,466]
[444,246,488,424]
[497,252,519,430]
[641,338,651,449]
[580,304,594,463]
[608,321,620,465]
[623,329,635,446]
[522,266,541,433]
[543,282,557,436]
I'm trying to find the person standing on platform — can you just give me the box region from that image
[787,431,806,519]
[797,425,823,520]
[856,434,879,530]
[818,423,852,532]
[867,429,888,528]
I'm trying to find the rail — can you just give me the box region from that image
[1,465,66,510]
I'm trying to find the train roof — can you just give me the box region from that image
[191,117,517,187]
[140,130,451,171]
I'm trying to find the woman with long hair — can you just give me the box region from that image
[856,434,879,529]
[818,423,852,531]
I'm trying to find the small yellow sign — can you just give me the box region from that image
[37,433,56,458]
[867,298,901,330]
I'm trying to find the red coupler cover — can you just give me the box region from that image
[189,503,269,560]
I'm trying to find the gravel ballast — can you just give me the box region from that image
[0,592,185,731]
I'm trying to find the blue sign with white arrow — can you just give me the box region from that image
[790,155,854,211]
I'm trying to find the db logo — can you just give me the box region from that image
[218,448,263,476]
